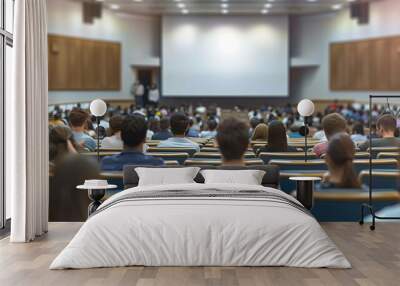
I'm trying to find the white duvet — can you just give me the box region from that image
[50,183,351,269]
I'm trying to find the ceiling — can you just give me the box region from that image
[76,0,380,16]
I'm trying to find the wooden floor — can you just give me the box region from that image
[0,223,399,286]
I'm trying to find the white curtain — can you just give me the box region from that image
[8,0,49,242]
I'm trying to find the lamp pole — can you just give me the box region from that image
[90,99,107,162]
[297,99,314,163]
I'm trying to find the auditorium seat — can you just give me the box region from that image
[193,152,256,159]
[377,152,400,160]
[82,151,186,163]
[368,147,400,158]
[146,147,198,156]
[259,152,317,163]
[145,140,160,147]
[312,189,400,221]
[184,158,264,166]
[353,159,398,173]
[147,152,189,164]
[359,170,400,190]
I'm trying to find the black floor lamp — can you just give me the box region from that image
[297,99,315,162]
[359,95,400,230]
[89,99,107,161]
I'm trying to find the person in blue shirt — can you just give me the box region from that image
[101,115,164,171]
[152,117,173,140]
[157,112,200,152]
[69,108,97,151]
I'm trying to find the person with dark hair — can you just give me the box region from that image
[101,115,164,171]
[258,120,297,153]
[217,118,249,166]
[49,125,78,166]
[320,133,361,189]
[187,117,200,137]
[199,118,218,138]
[69,108,97,151]
[351,122,367,144]
[50,154,99,222]
[157,112,200,151]
[251,123,268,141]
[101,115,124,149]
[152,117,173,140]
[313,113,347,157]
[359,114,400,150]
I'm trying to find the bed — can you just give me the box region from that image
[50,182,350,269]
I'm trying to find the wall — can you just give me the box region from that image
[291,0,400,103]
[47,0,160,104]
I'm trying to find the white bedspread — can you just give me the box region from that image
[50,183,351,269]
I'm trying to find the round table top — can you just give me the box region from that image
[76,184,118,190]
[289,177,322,181]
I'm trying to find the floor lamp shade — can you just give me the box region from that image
[297,99,315,117]
[90,99,107,117]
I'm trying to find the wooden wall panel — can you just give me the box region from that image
[330,36,400,91]
[389,37,400,90]
[48,35,121,91]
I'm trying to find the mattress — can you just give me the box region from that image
[50,183,351,269]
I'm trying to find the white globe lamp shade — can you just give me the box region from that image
[297,99,315,117]
[90,99,107,117]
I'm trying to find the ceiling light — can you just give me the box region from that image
[264,3,272,8]
[182,9,189,14]
[221,9,228,14]
[261,9,269,14]
[332,4,343,10]
[133,0,142,2]
[221,0,228,2]
[221,3,228,8]
[177,3,185,8]
[110,4,120,10]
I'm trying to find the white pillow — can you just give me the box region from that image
[135,167,201,186]
[200,169,266,185]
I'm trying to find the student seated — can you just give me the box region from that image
[350,122,367,144]
[319,133,361,189]
[49,125,78,173]
[313,113,347,157]
[101,115,124,149]
[101,115,164,171]
[257,120,297,153]
[69,108,97,151]
[216,117,249,166]
[359,114,400,151]
[152,117,173,140]
[251,123,268,141]
[199,119,218,138]
[157,113,200,152]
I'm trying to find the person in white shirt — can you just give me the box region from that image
[157,112,200,152]
[132,81,144,108]
[148,83,160,107]
[199,118,218,139]
[313,126,327,142]
[101,115,124,149]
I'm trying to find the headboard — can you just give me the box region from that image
[123,165,280,189]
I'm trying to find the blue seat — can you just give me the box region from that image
[354,159,398,173]
[359,170,400,190]
[312,188,400,221]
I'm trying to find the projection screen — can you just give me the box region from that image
[161,15,289,97]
